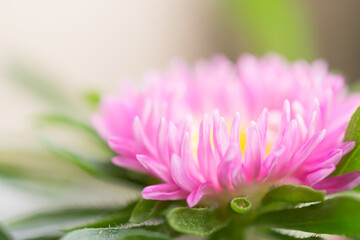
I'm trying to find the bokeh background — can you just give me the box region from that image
[1,0,360,233]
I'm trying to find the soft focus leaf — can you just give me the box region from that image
[65,202,136,231]
[256,196,360,238]
[8,64,73,110]
[61,227,171,240]
[83,91,101,110]
[0,225,12,240]
[166,207,227,235]
[40,138,107,178]
[7,207,119,231]
[256,228,324,240]
[230,197,252,214]
[0,149,79,194]
[25,236,61,240]
[333,106,360,176]
[0,161,68,186]
[36,114,106,148]
[261,184,325,206]
[40,137,150,187]
[130,198,167,224]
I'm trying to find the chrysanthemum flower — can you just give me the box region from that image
[93,54,360,207]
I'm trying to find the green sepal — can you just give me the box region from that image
[261,184,325,206]
[166,207,228,236]
[230,197,252,214]
[256,196,360,238]
[129,198,168,224]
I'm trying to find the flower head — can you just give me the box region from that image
[93,54,360,207]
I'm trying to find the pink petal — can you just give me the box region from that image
[313,171,360,194]
[167,122,181,156]
[142,183,188,200]
[187,183,213,207]
[132,116,157,157]
[108,137,137,156]
[230,112,241,146]
[305,164,335,185]
[213,110,230,158]
[157,118,170,165]
[171,154,200,192]
[244,122,262,181]
[256,108,269,157]
[286,129,326,174]
[198,114,219,188]
[303,149,342,172]
[112,156,145,172]
[137,155,172,182]
[337,141,356,156]
[180,132,204,182]
[217,144,240,189]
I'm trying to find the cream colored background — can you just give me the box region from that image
[0,0,222,221]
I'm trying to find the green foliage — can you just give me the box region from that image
[230,197,252,215]
[7,207,119,231]
[0,225,12,240]
[61,227,171,240]
[40,137,150,187]
[36,114,107,148]
[83,91,101,110]
[129,198,168,224]
[0,160,68,187]
[261,184,325,206]
[24,236,61,240]
[256,196,360,238]
[65,202,136,231]
[166,207,227,236]
[333,106,360,176]
[36,112,151,187]
[257,229,323,240]
[8,64,73,110]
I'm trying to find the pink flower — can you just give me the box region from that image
[93,54,360,207]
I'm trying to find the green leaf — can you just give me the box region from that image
[333,106,360,176]
[61,227,171,240]
[8,64,73,110]
[7,207,119,230]
[256,228,324,240]
[40,138,107,179]
[65,202,136,231]
[261,184,325,206]
[0,161,68,186]
[256,196,360,238]
[36,114,106,148]
[230,197,252,214]
[0,225,12,240]
[83,91,101,110]
[130,198,167,224]
[166,207,228,235]
[25,236,61,240]
[39,137,150,187]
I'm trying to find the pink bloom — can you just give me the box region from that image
[93,54,360,207]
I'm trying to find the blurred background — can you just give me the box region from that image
[0,0,360,231]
